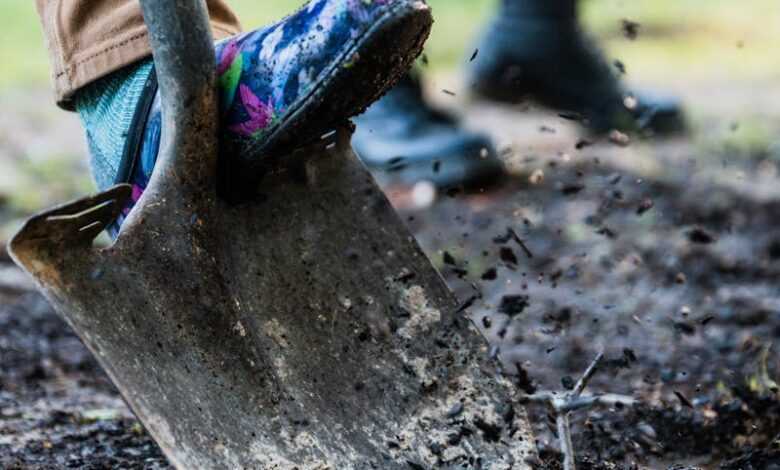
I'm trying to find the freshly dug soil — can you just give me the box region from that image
[394,129,780,469]
[2,125,779,468]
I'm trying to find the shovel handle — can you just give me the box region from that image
[139,0,219,193]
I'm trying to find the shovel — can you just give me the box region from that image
[8,0,534,468]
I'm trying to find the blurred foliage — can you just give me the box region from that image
[1,0,779,238]
[1,0,779,92]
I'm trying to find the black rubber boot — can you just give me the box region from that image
[467,0,685,135]
[353,73,505,188]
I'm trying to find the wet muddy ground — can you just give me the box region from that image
[1,96,779,468]
[392,130,780,469]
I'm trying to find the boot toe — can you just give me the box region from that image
[353,125,505,188]
[629,91,687,136]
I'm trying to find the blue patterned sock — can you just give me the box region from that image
[74,59,155,191]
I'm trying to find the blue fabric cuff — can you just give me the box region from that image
[74,60,155,191]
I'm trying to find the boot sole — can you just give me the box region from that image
[232,1,434,180]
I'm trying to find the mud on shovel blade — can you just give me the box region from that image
[7,0,535,468]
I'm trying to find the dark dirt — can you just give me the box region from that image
[1,119,780,468]
[0,289,170,469]
[392,131,780,469]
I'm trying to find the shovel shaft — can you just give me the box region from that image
[138,0,219,194]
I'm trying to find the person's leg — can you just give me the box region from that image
[40,0,433,230]
[353,0,686,189]
[35,0,241,111]
[467,0,685,134]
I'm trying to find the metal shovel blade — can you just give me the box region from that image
[8,0,535,468]
[9,129,536,469]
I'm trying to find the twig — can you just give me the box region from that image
[573,351,603,397]
[556,413,575,470]
[519,392,636,413]
[515,351,637,470]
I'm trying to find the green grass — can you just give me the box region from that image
[1,0,778,93]
[584,0,780,82]
[0,2,51,90]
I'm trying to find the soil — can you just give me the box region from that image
[391,110,780,468]
[1,95,780,469]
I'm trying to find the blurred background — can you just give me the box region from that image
[2,1,780,467]
[1,1,779,238]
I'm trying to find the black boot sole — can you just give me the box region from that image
[223,1,434,196]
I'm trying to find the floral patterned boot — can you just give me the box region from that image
[76,0,432,232]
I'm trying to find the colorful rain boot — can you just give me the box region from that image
[353,73,505,188]
[76,0,433,232]
[467,0,686,135]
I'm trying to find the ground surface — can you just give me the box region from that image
[1,2,779,468]
[1,82,780,469]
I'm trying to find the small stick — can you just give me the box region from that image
[514,351,635,470]
[557,393,636,413]
[573,351,604,397]
[556,413,576,470]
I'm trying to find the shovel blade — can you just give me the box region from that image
[9,129,534,469]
